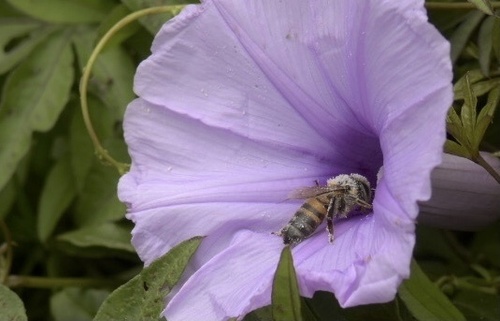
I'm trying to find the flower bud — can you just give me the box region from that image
[419,152,500,230]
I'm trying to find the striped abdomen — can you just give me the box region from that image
[280,197,328,245]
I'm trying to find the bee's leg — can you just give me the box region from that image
[326,214,334,243]
[355,198,373,213]
[326,199,336,243]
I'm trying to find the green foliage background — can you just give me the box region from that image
[0,1,499,320]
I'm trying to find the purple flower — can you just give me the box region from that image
[118,0,452,320]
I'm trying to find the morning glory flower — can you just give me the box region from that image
[118,0,452,320]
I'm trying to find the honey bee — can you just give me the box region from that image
[274,174,372,245]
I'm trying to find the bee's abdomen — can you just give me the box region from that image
[282,198,326,245]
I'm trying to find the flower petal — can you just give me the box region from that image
[135,0,386,169]
[419,152,500,231]
[164,230,282,321]
[120,98,341,209]
[378,90,451,224]
[119,98,334,264]
[291,213,413,307]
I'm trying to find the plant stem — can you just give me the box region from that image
[475,153,500,184]
[6,275,123,289]
[426,2,500,10]
[80,5,185,176]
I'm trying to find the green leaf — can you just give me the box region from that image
[69,103,95,192]
[453,69,486,93]
[454,78,500,101]
[57,222,135,253]
[446,107,464,141]
[97,4,141,51]
[272,246,302,321]
[450,11,484,63]
[51,288,110,321]
[478,16,495,76]
[37,154,77,242]
[398,260,466,321]
[73,160,126,227]
[94,237,202,321]
[0,18,54,75]
[467,0,495,16]
[0,284,28,321]
[121,0,191,34]
[0,29,74,191]
[460,73,478,140]
[474,87,500,147]
[5,0,113,23]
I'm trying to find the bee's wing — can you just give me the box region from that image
[288,186,346,199]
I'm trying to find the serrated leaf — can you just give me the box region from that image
[73,30,135,117]
[454,78,500,101]
[94,237,202,321]
[444,140,471,159]
[475,87,500,147]
[467,0,495,16]
[0,29,74,191]
[5,0,113,23]
[446,107,468,147]
[37,154,77,242]
[0,18,54,74]
[121,0,192,34]
[0,284,28,321]
[460,73,478,139]
[398,260,466,321]
[97,4,141,51]
[57,222,134,253]
[272,246,302,321]
[453,69,486,92]
[478,16,495,76]
[450,11,484,63]
[51,288,110,321]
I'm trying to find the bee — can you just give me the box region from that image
[274,174,372,245]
